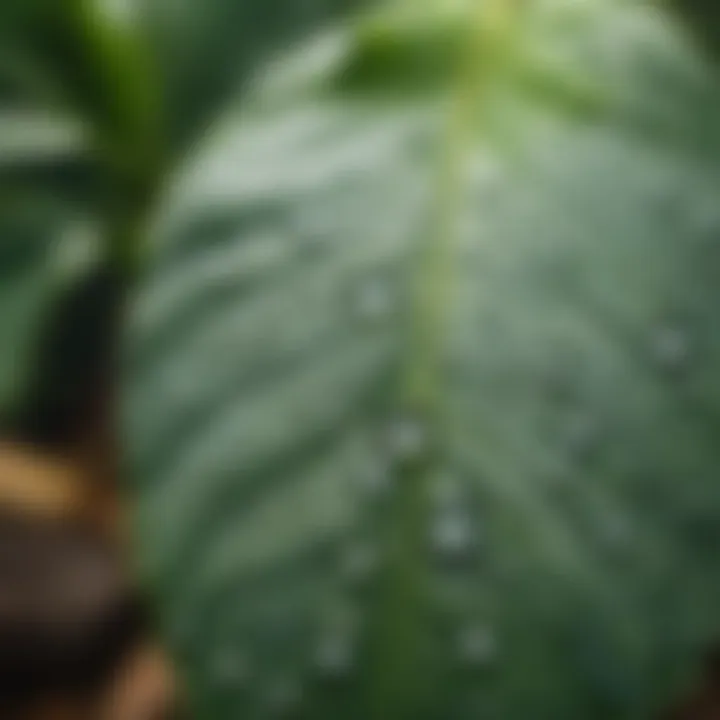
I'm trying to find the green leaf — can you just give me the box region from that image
[124,1,720,718]
[0,0,163,423]
[134,0,371,155]
[0,105,102,419]
[0,0,163,182]
[0,0,165,273]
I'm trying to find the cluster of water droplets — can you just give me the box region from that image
[183,302,707,716]
[430,480,499,671]
[429,474,478,565]
[192,407,505,715]
[351,413,428,502]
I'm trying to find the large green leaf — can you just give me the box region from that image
[124,1,720,718]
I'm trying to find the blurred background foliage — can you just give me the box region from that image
[0,0,365,444]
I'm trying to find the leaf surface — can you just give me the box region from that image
[133,0,371,154]
[125,2,720,717]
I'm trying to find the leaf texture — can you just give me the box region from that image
[125,1,720,718]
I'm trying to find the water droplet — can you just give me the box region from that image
[386,415,427,462]
[54,220,99,279]
[652,325,690,374]
[457,624,497,666]
[356,456,392,497]
[314,631,355,679]
[340,542,377,586]
[431,507,475,562]
[354,277,393,321]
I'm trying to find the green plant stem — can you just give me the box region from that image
[7,0,166,444]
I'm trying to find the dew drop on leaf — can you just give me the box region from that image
[386,415,428,462]
[354,277,394,321]
[457,624,498,667]
[431,507,475,562]
[314,629,355,679]
[53,220,99,280]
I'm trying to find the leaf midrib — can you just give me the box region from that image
[364,2,521,718]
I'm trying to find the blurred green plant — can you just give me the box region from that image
[4,0,720,718]
[0,0,361,441]
[0,0,159,438]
